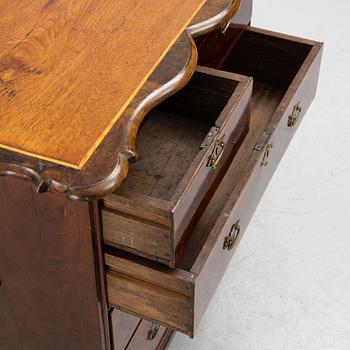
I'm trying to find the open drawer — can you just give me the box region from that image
[102,67,252,267]
[105,26,322,337]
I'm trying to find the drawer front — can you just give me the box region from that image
[111,309,140,350]
[126,321,167,350]
[172,74,252,248]
[106,28,322,337]
[103,68,252,267]
[103,209,171,262]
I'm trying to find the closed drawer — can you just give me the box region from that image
[110,309,141,350]
[102,66,252,267]
[110,309,168,350]
[125,320,167,350]
[105,26,322,337]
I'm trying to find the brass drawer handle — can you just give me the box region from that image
[208,138,225,168]
[223,220,240,251]
[288,103,302,128]
[147,323,160,341]
[261,143,273,167]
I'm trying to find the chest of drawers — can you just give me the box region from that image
[0,1,322,349]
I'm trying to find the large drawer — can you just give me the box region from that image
[105,26,322,337]
[102,66,252,267]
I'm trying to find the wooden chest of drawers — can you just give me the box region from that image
[0,1,322,349]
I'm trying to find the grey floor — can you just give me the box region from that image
[170,0,350,349]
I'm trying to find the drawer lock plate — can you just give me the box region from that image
[208,138,225,168]
[288,103,302,128]
[223,220,241,251]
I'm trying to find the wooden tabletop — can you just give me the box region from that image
[0,0,206,169]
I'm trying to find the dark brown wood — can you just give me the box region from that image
[110,309,141,350]
[126,320,167,350]
[102,67,252,267]
[90,201,112,350]
[105,25,323,337]
[188,0,241,36]
[0,176,108,349]
[110,309,174,350]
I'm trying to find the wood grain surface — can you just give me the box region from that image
[0,0,206,169]
[188,0,241,36]
[0,176,106,349]
[105,26,323,337]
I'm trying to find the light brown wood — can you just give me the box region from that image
[0,0,206,169]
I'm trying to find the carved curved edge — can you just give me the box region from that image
[0,1,242,200]
[188,0,241,36]
[0,32,197,201]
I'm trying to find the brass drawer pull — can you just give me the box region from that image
[147,323,160,341]
[208,138,225,168]
[261,143,273,167]
[223,220,240,251]
[288,103,302,128]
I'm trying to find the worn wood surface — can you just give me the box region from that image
[110,309,140,350]
[188,0,241,36]
[0,0,206,169]
[0,0,254,201]
[0,176,107,349]
[126,320,167,350]
[110,309,173,350]
[105,26,323,337]
[103,67,251,267]
[0,30,197,200]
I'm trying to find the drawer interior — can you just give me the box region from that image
[118,71,239,201]
[197,25,312,108]
[106,26,322,336]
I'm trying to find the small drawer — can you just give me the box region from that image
[102,67,252,267]
[105,26,322,337]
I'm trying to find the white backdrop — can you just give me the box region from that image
[171,0,350,349]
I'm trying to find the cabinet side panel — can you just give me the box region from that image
[0,176,103,350]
